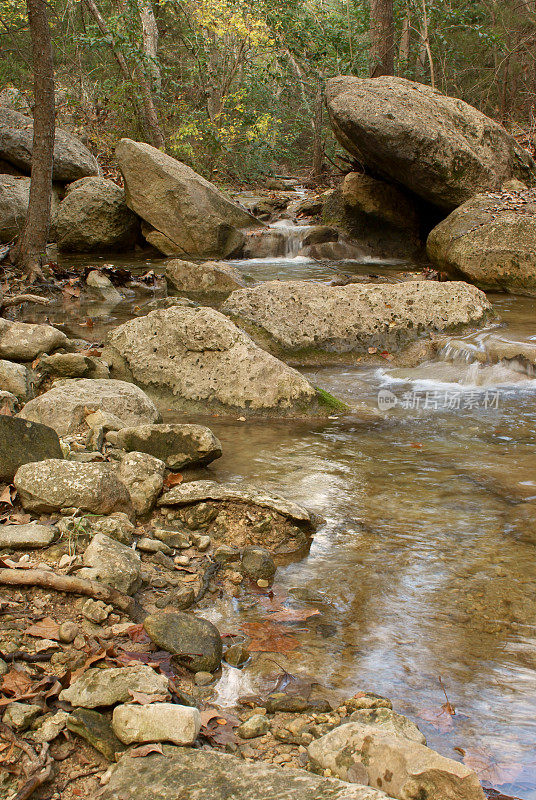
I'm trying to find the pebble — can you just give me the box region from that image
[82,599,112,624]
[194,671,213,686]
[192,534,211,552]
[0,658,8,677]
[257,579,270,588]
[3,702,42,730]
[73,634,86,650]
[237,714,270,739]
[137,537,173,555]
[154,528,190,549]
[224,643,250,668]
[174,555,190,566]
[34,638,59,652]
[58,554,77,569]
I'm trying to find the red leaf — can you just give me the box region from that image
[130,743,165,758]
[24,617,60,641]
[163,473,183,490]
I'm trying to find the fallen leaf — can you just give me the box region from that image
[0,402,12,416]
[163,473,183,489]
[242,621,300,653]
[128,690,169,705]
[1,666,34,697]
[130,743,164,758]
[267,607,320,623]
[126,624,150,644]
[416,705,455,732]
[24,617,60,641]
[199,709,221,727]
[462,747,523,786]
[0,486,15,506]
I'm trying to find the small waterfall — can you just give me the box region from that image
[439,335,536,379]
[241,221,314,261]
[269,221,313,258]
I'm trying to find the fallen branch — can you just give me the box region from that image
[0,294,50,309]
[0,569,146,622]
[10,744,52,800]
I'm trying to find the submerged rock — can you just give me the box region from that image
[325,75,536,210]
[60,666,168,708]
[222,280,491,363]
[427,188,536,296]
[53,176,139,252]
[109,423,222,470]
[165,258,246,298]
[308,722,485,800]
[112,703,201,745]
[0,319,67,361]
[101,746,389,800]
[18,378,160,436]
[0,107,99,181]
[0,417,62,482]
[14,459,132,515]
[103,306,332,416]
[116,138,260,258]
[143,611,222,672]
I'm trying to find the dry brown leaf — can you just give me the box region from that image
[199,708,221,727]
[128,690,169,705]
[268,607,320,623]
[1,666,34,696]
[242,621,300,653]
[130,743,165,758]
[163,473,183,490]
[462,747,523,786]
[0,486,15,506]
[24,616,60,641]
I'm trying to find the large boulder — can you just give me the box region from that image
[222,280,491,362]
[52,176,140,252]
[18,378,160,436]
[427,188,536,296]
[103,306,332,416]
[0,319,67,361]
[0,359,35,401]
[308,722,485,800]
[325,76,536,210]
[0,417,62,482]
[116,138,261,258]
[101,746,389,800]
[143,611,222,672]
[109,423,222,470]
[0,175,61,242]
[13,459,133,515]
[165,258,246,298]
[0,108,99,181]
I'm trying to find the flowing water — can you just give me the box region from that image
[24,227,536,797]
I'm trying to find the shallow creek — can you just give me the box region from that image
[23,242,536,797]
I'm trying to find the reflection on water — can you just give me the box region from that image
[18,251,536,797]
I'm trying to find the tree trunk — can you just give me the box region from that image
[312,79,324,179]
[137,0,161,92]
[370,0,395,77]
[11,0,55,279]
[399,5,411,66]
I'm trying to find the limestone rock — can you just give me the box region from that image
[110,423,222,470]
[0,319,67,361]
[308,722,485,800]
[237,714,269,739]
[0,417,62,482]
[18,378,160,436]
[118,451,165,515]
[80,533,141,594]
[143,611,222,672]
[3,702,41,730]
[67,708,126,761]
[116,138,260,259]
[325,75,536,210]
[53,177,139,252]
[165,258,246,297]
[0,107,99,181]
[0,523,56,550]
[83,513,135,545]
[222,280,491,360]
[0,359,36,400]
[14,460,132,515]
[60,666,168,708]
[427,188,536,296]
[0,175,30,242]
[241,546,276,581]
[103,306,322,416]
[38,352,109,379]
[101,746,389,800]
[112,703,201,745]
[348,709,426,745]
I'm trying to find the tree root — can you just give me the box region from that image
[0,294,50,310]
[0,569,146,622]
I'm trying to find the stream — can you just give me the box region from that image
[22,223,536,797]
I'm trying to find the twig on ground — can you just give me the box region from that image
[0,569,146,621]
[58,767,103,791]
[0,294,50,309]
[9,744,53,800]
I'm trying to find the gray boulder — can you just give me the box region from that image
[0,175,61,242]
[0,319,67,361]
[116,138,261,258]
[80,533,141,594]
[18,378,160,436]
[13,459,133,515]
[348,708,426,745]
[0,87,30,114]
[103,306,326,416]
[143,611,222,672]
[0,359,35,401]
[165,258,246,298]
[38,352,109,379]
[112,703,201,745]
[53,177,140,252]
[109,423,222,470]
[325,76,536,210]
[427,188,536,296]
[308,723,485,800]
[101,746,389,800]
[60,665,168,708]
[222,280,491,361]
[118,451,165,515]
[0,417,62,482]
[0,107,99,181]
[0,523,56,549]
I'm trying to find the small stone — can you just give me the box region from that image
[0,658,8,677]
[257,579,270,588]
[112,703,201,745]
[155,528,190,549]
[143,611,222,673]
[73,634,86,650]
[174,554,190,566]
[58,554,77,569]
[3,702,41,730]
[213,544,240,564]
[237,714,269,739]
[224,643,250,668]
[192,534,210,551]
[174,586,195,609]
[0,523,57,550]
[194,671,213,686]
[82,598,112,624]
[241,546,276,581]
[58,621,79,643]
[34,638,58,652]
[137,537,173,555]
[31,710,69,743]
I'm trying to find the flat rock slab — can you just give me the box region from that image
[0,318,67,361]
[157,479,313,527]
[165,258,246,297]
[0,523,56,549]
[60,666,169,708]
[325,76,536,210]
[0,416,62,482]
[18,378,160,436]
[222,280,491,359]
[101,745,389,800]
[112,703,201,745]
[110,423,222,470]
